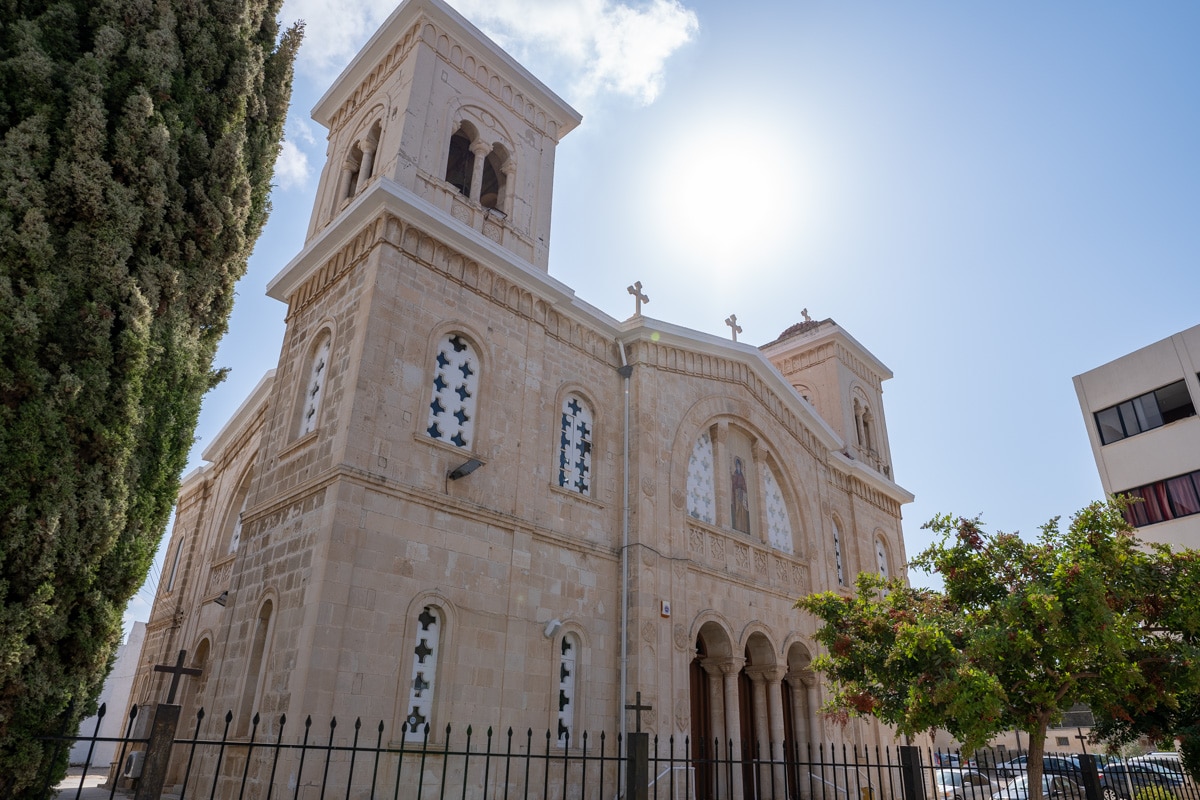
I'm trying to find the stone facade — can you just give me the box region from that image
[129,0,914,794]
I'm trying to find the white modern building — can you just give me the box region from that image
[1073,324,1200,548]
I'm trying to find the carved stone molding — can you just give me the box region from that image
[673,623,688,651]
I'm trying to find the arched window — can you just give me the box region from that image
[556,633,579,747]
[426,333,479,449]
[223,472,253,556]
[558,394,593,495]
[761,465,793,554]
[404,606,441,742]
[165,538,184,593]
[444,130,473,196]
[480,144,509,210]
[852,392,874,453]
[298,333,332,437]
[686,431,716,524]
[237,599,274,735]
[875,535,889,579]
[832,520,845,586]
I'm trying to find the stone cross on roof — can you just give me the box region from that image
[627,281,649,316]
[801,307,811,323]
[725,314,742,342]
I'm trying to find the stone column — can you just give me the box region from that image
[805,672,822,746]
[712,422,731,529]
[701,660,728,799]
[746,668,772,799]
[469,139,490,203]
[336,157,357,203]
[501,161,516,217]
[751,441,770,545]
[786,669,810,750]
[719,657,746,800]
[765,665,789,798]
[357,140,377,191]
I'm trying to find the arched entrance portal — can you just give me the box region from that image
[691,624,798,800]
[783,643,819,798]
[690,622,739,800]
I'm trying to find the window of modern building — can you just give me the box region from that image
[1120,469,1200,527]
[1095,379,1195,445]
[404,606,441,741]
[558,394,593,495]
[427,333,479,449]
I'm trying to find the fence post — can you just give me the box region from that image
[133,703,181,800]
[626,732,649,800]
[899,745,926,800]
[1079,752,1102,800]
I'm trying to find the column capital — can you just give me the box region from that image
[702,655,746,677]
[359,139,377,155]
[745,664,787,684]
[469,138,492,157]
[788,668,818,687]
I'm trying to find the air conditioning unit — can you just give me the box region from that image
[122,750,144,779]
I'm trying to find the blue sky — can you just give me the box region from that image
[127,0,1200,625]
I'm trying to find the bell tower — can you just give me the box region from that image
[299,0,581,273]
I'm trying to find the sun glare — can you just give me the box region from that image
[643,121,816,269]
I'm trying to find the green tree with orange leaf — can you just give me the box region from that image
[797,500,1200,800]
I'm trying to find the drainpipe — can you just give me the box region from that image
[617,341,633,739]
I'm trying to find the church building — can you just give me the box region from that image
[130,0,914,791]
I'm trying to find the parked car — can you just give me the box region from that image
[935,768,999,800]
[936,751,979,768]
[994,756,1084,780]
[1126,753,1188,781]
[992,774,1085,800]
[1097,762,1186,800]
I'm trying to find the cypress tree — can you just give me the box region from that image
[0,0,300,794]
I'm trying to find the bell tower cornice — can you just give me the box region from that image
[313,0,581,142]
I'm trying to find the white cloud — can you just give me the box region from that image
[283,0,398,81]
[275,140,312,190]
[281,0,698,105]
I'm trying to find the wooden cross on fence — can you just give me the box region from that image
[627,281,649,316]
[625,691,652,733]
[153,650,202,704]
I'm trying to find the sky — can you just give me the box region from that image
[126,0,1200,627]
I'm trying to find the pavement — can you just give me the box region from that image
[52,766,132,799]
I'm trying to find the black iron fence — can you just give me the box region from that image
[42,706,1200,800]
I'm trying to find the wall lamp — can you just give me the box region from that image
[447,458,484,481]
[214,590,229,607]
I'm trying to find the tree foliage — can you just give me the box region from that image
[796,500,1200,800]
[0,0,300,794]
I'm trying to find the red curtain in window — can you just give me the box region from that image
[1126,491,1149,527]
[1144,482,1172,523]
[1167,474,1200,518]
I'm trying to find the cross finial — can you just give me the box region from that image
[801,307,812,323]
[627,281,649,316]
[725,314,742,343]
[153,649,203,704]
[625,691,652,733]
